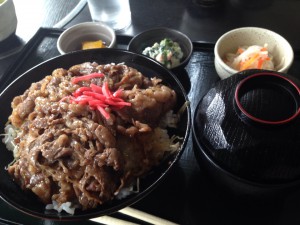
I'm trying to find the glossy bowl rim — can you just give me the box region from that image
[234,72,300,126]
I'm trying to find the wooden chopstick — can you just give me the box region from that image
[90,215,138,225]
[90,207,179,225]
[119,207,179,225]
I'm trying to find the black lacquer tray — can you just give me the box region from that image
[1,27,300,225]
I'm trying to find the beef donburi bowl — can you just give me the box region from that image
[0,49,191,220]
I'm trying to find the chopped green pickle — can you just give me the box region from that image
[142,38,183,69]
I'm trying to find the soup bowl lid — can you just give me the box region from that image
[193,69,300,184]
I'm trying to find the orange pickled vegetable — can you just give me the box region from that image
[82,40,106,50]
[224,44,275,72]
[239,53,260,71]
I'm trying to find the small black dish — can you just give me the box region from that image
[192,69,300,196]
[0,48,191,220]
[127,27,193,72]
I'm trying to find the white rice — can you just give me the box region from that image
[115,178,140,200]
[45,201,78,215]
[45,182,138,215]
[2,124,19,158]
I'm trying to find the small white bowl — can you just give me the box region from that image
[0,0,17,42]
[214,27,294,80]
[57,22,116,54]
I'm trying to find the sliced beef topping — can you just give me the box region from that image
[6,62,178,210]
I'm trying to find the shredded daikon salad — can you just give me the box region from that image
[224,44,277,71]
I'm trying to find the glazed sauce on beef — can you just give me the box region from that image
[6,62,177,210]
